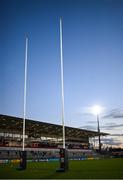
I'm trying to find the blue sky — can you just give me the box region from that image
[0,0,123,147]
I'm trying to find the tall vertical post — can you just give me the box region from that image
[57,19,69,172]
[22,37,28,151]
[97,115,101,153]
[18,37,28,170]
[60,18,65,149]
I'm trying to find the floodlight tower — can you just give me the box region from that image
[92,105,102,153]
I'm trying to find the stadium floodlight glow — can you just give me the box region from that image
[92,105,102,115]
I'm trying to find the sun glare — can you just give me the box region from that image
[92,105,102,115]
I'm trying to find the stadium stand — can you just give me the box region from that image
[0,114,108,162]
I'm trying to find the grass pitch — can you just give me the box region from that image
[0,158,123,179]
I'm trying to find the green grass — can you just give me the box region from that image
[0,158,123,179]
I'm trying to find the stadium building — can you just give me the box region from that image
[0,114,108,161]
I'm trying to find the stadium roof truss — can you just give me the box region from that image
[0,114,108,141]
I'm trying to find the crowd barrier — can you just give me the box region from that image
[0,159,20,164]
[0,156,99,164]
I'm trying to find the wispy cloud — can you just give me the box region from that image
[93,137,123,146]
[103,108,123,119]
[75,107,123,120]
[101,123,123,130]
[79,125,96,131]
[101,138,122,146]
[110,134,123,137]
[86,120,96,124]
[79,122,123,131]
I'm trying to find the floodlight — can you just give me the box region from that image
[92,105,102,115]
